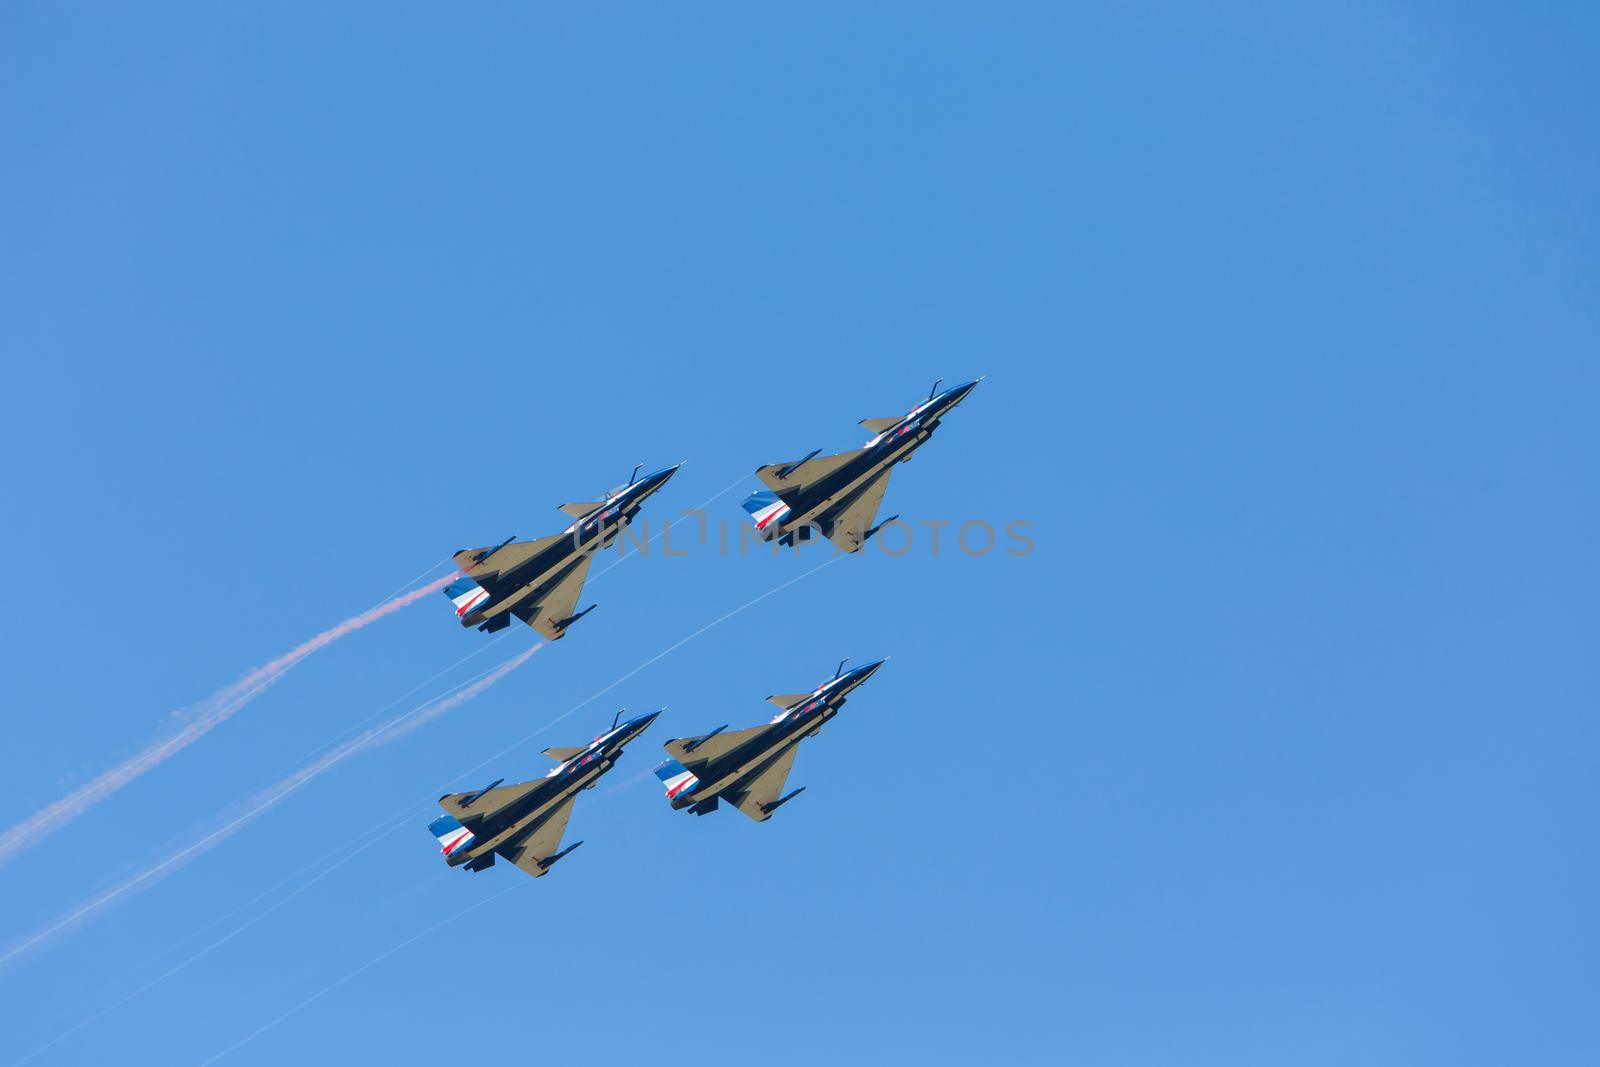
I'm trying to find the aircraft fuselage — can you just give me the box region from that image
[446,755,613,867]
[759,380,979,543]
[665,661,885,812]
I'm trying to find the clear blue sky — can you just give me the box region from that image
[2,3,1596,1063]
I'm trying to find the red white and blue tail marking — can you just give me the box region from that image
[444,576,491,618]
[654,758,699,800]
[427,814,476,857]
[741,490,791,532]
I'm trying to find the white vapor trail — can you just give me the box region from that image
[266,633,514,781]
[0,640,536,969]
[195,554,846,1063]
[55,636,508,978]
[11,813,417,1066]
[0,572,454,867]
[18,550,843,1056]
[6,475,736,872]
[372,642,542,744]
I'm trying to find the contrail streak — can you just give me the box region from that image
[456,553,846,779]
[0,641,535,968]
[589,470,751,582]
[17,551,843,1052]
[11,814,416,1066]
[372,643,542,745]
[27,753,642,1061]
[266,633,514,779]
[192,559,841,1061]
[0,573,454,867]
[62,636,508,975]
[197,884,517,1066]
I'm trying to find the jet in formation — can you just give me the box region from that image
[443,463,680,639]
[741,378,981,552]
[428,710,660,878]
[653,658,886,820]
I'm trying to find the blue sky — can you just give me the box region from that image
[2,3,1596,1063]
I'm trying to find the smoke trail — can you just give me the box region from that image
[372,644,542,745]
[12,814,418,1066]
[0,573,454,867]
[14,552,843,1051]
[53,636,507,978]
[0,640,536,969]
[27,708,571,1062]
[178,572,457,725]
[189,548,832,1064]
[261,633,513,790]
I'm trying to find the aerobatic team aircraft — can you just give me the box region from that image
[443,463,680,639]
[653,659,886,820]
[741,378,981,551]
[428,710,660,878]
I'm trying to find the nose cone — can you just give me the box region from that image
[619,710,661,742]
[940,378,982,408]
[636,463,683,497]
[843,658,888,690]
[611,713,662,748]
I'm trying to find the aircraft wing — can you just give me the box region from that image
[756,448,867,502]
[819,468,892,553]
[664,724,774,768]
[453,534,565,583]
[512,554,593,640]
[438,778,546,823]
[495,793,579,879]
[724,744,801,822]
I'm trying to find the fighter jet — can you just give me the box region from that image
[653,659,885,821]
[427,709,660,878]
[740,378,981,552]
[443,463,680,639]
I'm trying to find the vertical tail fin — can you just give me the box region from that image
[741,490,790,532]
[654,758,700,801]
[427,814,475,857]
[444,576,491,618]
